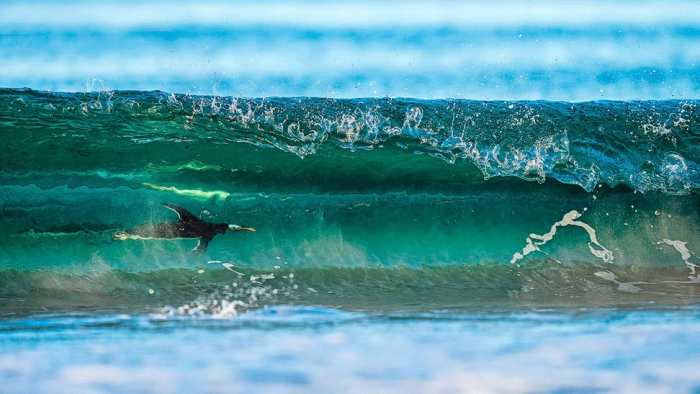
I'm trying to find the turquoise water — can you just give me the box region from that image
[2,1,700,392]
[2,89,700,392]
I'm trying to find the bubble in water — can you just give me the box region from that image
[661,152,690,193]
[337,114,361,144]
[403,105,423,136]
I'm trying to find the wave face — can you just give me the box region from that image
[2,89,699,193]
[1,89,700,313]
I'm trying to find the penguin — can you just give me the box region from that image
[112,203,255,254]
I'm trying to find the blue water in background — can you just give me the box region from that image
[3,1,700,392]
[1,0,699,99]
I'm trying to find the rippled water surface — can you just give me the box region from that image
[4,308,700,393]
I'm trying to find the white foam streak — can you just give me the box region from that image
[511,210,614,265]
[594,271,641,293]
[207,260,245,276]
[662,239,699,276]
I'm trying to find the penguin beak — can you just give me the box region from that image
[229,224,256,232]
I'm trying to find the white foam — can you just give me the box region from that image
[594,271,641,293]
[662,239,699,276]
[511,210,614,265]
[207,261,245,276]
[211,300,247,319]
[222,263,245,276]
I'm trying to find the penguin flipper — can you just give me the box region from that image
[191,237,212,255]
[161,203,200,222]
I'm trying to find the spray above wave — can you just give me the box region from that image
[1,89,699,194]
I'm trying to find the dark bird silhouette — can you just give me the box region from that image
[112,203,255,254]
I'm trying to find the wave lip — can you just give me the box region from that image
[1,89,699,194]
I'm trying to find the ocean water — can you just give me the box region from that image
[2,1,700,392]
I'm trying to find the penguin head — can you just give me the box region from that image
[112,231,129,241]
[228,224,256,232]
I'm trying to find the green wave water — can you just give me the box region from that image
[1,89,700,314]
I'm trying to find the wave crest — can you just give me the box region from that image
[1,89,699,193]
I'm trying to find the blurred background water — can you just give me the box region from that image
[1,0,699,99]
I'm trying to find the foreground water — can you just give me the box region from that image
[1,307,699,393]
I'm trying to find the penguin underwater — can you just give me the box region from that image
[112,203,255,254]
